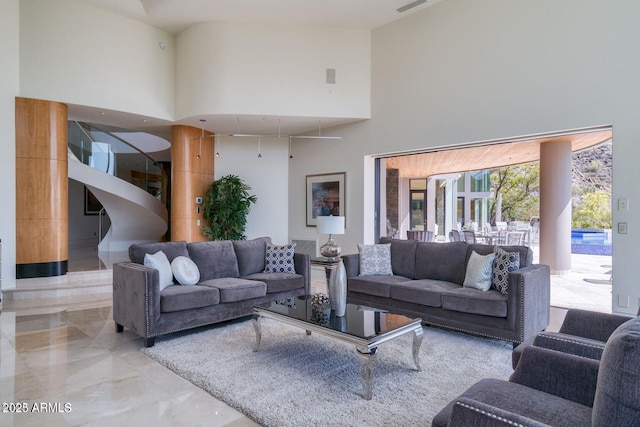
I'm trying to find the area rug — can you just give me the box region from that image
[143,318,513,426]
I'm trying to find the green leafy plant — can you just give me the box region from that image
[203,175,257,240]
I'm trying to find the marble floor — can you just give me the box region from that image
[0,244,610,426]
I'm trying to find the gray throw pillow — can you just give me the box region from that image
[264,242,297,274]
[463,250,495,291]
[492,247,520,296]
[358,243,393,276]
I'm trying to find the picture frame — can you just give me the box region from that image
[306,172,345,227]
[84,186,103,215]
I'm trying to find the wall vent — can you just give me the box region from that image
[326,68,336,84]
[292,239,318,257]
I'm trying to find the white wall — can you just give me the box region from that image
[19,0,175,120]
[289,0,640,315]
[0,0,19,291]
[213,136,290,245]
[175,22,371,120]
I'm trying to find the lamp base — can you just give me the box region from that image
[320,236,341,260]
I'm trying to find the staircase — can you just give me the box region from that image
[67,122,169,253]
[68,153,168,252]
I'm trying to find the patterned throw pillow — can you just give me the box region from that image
[358,243,393,276]
[463,250,495,291]
[264,242,297,274]
[492,247,520,296]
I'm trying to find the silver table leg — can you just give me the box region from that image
[412,327,423,371]
[357,346,378,400]
[252,313,262,352]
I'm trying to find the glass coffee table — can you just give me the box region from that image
[252,295,423,400]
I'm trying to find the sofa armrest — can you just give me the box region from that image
[509,264,551,342]
[294,253,311,294]
[341,254,360,279]
[510,346,599,407]
[447,396,549,427]
[112,262,162,339]
[559,308,632,342]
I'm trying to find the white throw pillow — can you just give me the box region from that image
[171,256,200,286]
[358,243,393,276]
[463,251,496,291]
[144,251,174,291]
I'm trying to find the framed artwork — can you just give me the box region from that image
[84,186,103,215]
[306,172,345,227]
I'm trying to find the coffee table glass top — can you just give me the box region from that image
[255,295,419,340]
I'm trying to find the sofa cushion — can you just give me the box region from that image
[160,284,220,313]
[130,241,189,264]
[144,251,174,291]
[379,237,418,279]
[348,275,412,298]
[414,242,467,284]
[199,277,267,303]
[233,237,271,276]
[492,247,520,295]
[170,255,200,286]
[358,243,393,276]
[463,251,495,291]
[264,242,297,273]
[243,272,305,293]
[592,316,640,426]
[390,279,461,307]
[441,287,508,317]
[187,241,239,281]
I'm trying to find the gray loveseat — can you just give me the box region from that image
[113,237,310,347]
[342,238,550,345]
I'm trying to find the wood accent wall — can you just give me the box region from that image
[15,97,68,273]
[171,125,215,242]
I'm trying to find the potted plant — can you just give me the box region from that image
[203,174,257,240]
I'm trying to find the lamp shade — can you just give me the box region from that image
[317,216,345,235]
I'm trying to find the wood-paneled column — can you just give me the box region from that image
[171,125,215,242]
[15,97,68,278]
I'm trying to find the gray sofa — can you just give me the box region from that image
[432,316,640,426]
[342,238,550,345]
[113,237,310,347]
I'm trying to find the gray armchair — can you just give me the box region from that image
[432,316,640,427]
[512,308,635,368]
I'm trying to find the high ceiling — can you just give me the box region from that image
[77,0,443,33]
[68,0,444,144]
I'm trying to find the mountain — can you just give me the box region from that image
[572,142,612,194]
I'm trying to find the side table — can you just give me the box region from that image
[310,257,347,316]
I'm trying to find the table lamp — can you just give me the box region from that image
[317,216,345,260]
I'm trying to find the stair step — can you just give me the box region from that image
[3,270,112,304]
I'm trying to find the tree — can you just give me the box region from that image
[203,175,257,240]
[490,163,540,223]
[572,190,611,229]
